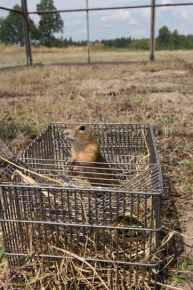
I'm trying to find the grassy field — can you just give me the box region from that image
[1,43,193,66]
[0,47,193,289]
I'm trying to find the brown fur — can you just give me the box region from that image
[64,124,117,187]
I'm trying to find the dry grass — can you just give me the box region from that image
[1,43,193,67]
[0,48,193,289]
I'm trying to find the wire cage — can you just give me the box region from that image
[0,122,163,289]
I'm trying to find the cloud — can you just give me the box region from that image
[127,18,138,25]
[30,14,40,25]
[101,9,130,22]
[171,24,186,35]
[129,28,149,39]
[80,29,87,34]
[160,0,173,12]
[97,23,112,29]
[65,19,83,27]
[181,11,189,20]
[142,8,150,19]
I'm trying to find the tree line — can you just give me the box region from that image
[0,0,193,50]
[101,26,193,50]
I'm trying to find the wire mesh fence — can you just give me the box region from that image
[1,0,193,66]
[0,122,163,289]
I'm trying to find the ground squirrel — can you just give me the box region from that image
[63,124,118,187]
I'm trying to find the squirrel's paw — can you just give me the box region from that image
[66,158,79,176]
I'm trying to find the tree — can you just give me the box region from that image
[170,29,180,49]
[130,38,149,50]
[37,0,64,47]
[0,5,39,46]
[0,5,24,46]
[156,25,171,49]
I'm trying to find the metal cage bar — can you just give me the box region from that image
[21,0,32,66]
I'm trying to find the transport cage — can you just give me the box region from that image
[0,122,163,289]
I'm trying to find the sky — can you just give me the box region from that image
[0,0,193,41]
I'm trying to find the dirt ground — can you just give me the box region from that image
[79,69,192,113]
[79,70,185,93]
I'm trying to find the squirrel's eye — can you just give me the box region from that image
[79,125,85,131]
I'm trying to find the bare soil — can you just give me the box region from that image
[79,69,185,95]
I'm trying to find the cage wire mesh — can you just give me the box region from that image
[0,122,163,289]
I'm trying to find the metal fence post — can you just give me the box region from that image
[21,0,33,66]
[86,0,91,63]
[150,0,156,61]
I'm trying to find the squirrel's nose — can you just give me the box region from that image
[64,129,69,136]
